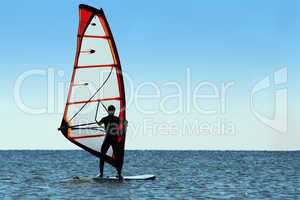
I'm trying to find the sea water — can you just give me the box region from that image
[0,150,299,199]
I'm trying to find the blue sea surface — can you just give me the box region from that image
[0,150,299,199]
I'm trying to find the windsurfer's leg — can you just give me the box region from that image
[100,137,110,176]
[112,141,122,176]
[118,148,124,174]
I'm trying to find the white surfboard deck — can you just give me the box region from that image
[94,174,155,180]
[71,174,155,181]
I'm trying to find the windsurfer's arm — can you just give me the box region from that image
[96,117,105,127]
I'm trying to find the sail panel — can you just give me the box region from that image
[67,100,121,129]
[78,38,113,66]
[70,67,120,103]
[84,15,106,36]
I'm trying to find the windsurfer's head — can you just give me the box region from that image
[108,105,116,116]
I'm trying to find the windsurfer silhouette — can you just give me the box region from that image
[96,105,123,180]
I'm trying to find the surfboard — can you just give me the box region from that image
[95,174,156,180]
[71,174,155,181]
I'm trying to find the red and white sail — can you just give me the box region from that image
[59,4,126,169]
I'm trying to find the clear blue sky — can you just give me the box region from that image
[1,0,299,150]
